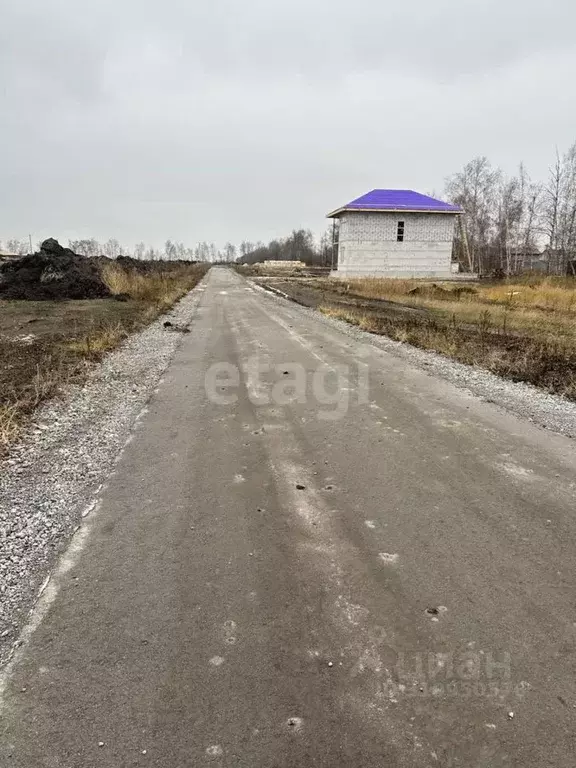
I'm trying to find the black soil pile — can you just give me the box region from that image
[113,255,199,274]
[0,239,110,300]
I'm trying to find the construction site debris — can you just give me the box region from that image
[0,239,110,300]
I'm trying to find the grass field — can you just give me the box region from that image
[322,276,576,340]
[253,274,576,401]
[323,277,576,397]
[0,261,208,451]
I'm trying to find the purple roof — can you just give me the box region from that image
[327,189,461,217]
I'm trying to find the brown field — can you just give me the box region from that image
[0,262,208,451]
[251,274,576,400]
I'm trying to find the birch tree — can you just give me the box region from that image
[224,243,236,262]
[69,239,100,257]
[6,239,29,255]
[445,157,501,273]
[164,239,177,261]
[543,143,576,273]
[103,238,122,258]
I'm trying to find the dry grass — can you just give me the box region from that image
[0,343,82,452]
[325,276,576,343]
[334,275,576,308]
[250,271,576,397]
[319,306,381,334]
[319,296,576,399]
[481,277,576,313]
[101,262,206,309]
[0,261,208,453]
[0,404,20,448]
[63,322,128,359]
[333,275,576,310]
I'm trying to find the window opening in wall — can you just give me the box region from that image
[397,221,405,242]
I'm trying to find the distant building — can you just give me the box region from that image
[519,248,548,274]
[327,189,461,278]
[263,260,306,268]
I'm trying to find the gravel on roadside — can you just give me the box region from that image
[3,270,576,668]
[251,279,576,440]
[0,276,208,667]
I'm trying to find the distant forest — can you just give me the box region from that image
[0,231,334,268]
[241,141,576,275]
[234,228,334,267]
[3,140,576,274]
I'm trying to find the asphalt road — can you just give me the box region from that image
[1,267,576,767]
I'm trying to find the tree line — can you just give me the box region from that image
[235,228,334,266]
[0,232,335,266]
[445,142,576,275]
[237,142,576,274]
[5,140,576,275]
[0,237,236,263]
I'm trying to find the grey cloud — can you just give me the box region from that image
[0,6,106,106]
[93,0,576,78]
[0,0,575,248]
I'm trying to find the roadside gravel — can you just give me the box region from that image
[3,270,575,668]
[252,279,576,439]
[0,276,208,666]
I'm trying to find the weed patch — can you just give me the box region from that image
[0,262,208,452]
[319,303,576,399]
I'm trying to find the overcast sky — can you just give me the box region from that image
[1,0,575,250]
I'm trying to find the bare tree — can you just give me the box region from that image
[6,238,29,255]
[494,175,523,274]
[542,143,576,273]
[445,156,501,273]
[319,225,337,267]
[558,143,576,274]
[164,239,177,261]
[194,242,211,262]
[517,164,543,272]
[134,242,146,260]
[445,158,546,274]
[102,238,122,258]
[543,149,563,273]
[173,242,186,260]
[224,242,236,262]
[235,230,320,265]
[239,241,254,260]
[69,239,100,257]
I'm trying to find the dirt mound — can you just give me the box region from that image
[113,255,199,274]
[0,239,111,300]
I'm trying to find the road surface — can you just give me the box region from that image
[1,267,576,767]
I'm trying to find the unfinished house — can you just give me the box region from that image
[327,189,461,278]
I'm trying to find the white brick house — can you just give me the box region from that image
[327,189,461,278]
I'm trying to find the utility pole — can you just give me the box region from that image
[29,234,33,253]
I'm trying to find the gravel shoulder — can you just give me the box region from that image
[3,269,575,670]
[0,276,209,666]
[2,267,576,767]
[250,279,576,439]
